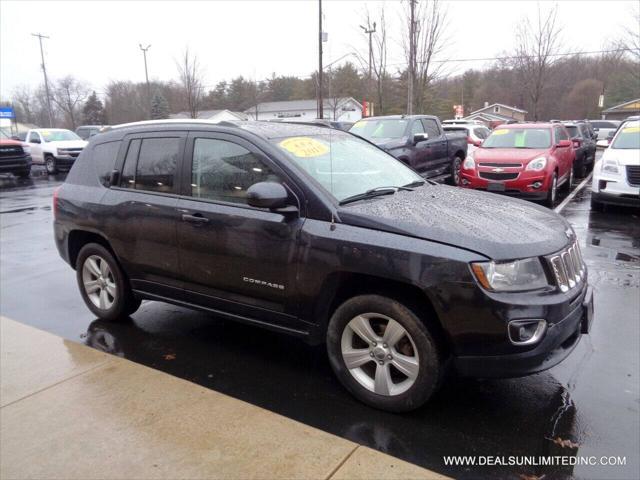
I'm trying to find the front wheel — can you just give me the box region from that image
[326,294,441,412]
[544,173,558,208]
[76,243,141,321]
[45,155,57,174]
[448,156,463,186]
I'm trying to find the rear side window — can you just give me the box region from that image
[120,137,180,193]
[92,141,121,187]
[421,119,440,138]
[191,138,280,205]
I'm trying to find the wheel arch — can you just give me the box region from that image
[67,229,117,270]
[312,272,452,356]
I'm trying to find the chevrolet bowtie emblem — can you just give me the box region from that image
[492,167,505,173]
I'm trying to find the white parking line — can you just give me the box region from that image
[554,172,593,214]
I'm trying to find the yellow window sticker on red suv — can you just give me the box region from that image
[279,137,329,158]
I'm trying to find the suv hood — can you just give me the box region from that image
[602,148,640,166]
[338,185,572,261]
[474,148,548,164]
[47,140,87,149]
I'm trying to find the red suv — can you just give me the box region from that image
[459,123,575,207]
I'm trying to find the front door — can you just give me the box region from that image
[28,131,44,163]
[176,132,304,327]
[421,118,449,178]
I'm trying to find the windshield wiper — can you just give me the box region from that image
[339,185,415,206]
[403,180,426,188]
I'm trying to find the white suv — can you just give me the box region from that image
[591,120,640,210]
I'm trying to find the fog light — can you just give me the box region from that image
[462,178,470,185]
[508,319,547,345]
[532,181,542,189]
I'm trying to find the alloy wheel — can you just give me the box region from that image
[82,255,117,310]
[341,313,419,396]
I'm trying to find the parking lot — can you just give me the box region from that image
[1,160,638,480]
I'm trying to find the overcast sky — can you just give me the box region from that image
[1,0,637,100]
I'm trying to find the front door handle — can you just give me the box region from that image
[181,213,210,225]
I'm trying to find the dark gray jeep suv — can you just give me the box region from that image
[54,120,593,412]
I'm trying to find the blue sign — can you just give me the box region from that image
[0,107,15,119]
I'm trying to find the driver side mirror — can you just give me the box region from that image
[557,140,572,148]
[412,132,429,145]
[246,182,297,212]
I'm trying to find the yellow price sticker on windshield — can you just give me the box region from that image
[279,137,329,158]
[622,127,640,133]
[492,129,509,135]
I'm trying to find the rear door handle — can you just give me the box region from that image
[181,213,210,225]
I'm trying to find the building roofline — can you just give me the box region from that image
[468,103,528,116]
[602,98,640,113]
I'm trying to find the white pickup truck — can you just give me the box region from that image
[23,128,87,174]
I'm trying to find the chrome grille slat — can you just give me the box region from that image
[547,240,584,292]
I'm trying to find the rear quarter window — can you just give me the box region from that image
[92,141,121,187]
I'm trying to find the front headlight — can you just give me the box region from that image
[525,156,547,171]
[462,155,475,170]
[56,148,68,156]
[601,158,620,175]
[471,258,549,292]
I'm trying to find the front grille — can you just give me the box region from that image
[59,148,83,158]
[626,165,640,187]
[479,171,519,181]
[546,241,585,293]
[479,162,522,168]
[0,146,24,157]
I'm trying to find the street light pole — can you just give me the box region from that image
[139,44,151,107]
[360,22,376,117]
[31,33,53,128]
[318,0,324,119]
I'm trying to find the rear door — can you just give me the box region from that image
[554,127,572,180]
[101,132,186,297]
[176,131,305,328]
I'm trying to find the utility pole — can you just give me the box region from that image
[360,22,376,117]
[406,0,417,115]
[31,33,53,127]
[139,44,151,108]
[317,0,324,119]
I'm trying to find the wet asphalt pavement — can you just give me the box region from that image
[1,163,638,480]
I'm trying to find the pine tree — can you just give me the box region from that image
[82,91,106,124]
[150,92,170,119]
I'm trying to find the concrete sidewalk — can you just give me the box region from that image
[0,317,448,480]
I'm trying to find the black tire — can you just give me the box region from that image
[76,243,140,321]
[562,166,574,192]
[544,173,558,208]
[326,294,441,412]
[574,157,587,178]
[448,156,463,186]
[45,155,57,174]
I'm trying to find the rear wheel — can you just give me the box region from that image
[76,243,140,321]
[326,294,441,412]
[544,173,557,208]
[448,156,463,186]
[45,155,57,174]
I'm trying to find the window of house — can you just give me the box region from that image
[191,138,280,205]
[493,106,500,113]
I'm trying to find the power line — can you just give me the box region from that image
[31,33,54,127]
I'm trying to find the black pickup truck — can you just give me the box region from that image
[349,115,468,185]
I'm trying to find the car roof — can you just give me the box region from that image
[102,119,339,141]
[620,120,640,128]
[355,115,434,121]
[499,123,555,129]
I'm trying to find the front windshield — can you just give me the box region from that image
[482,128,551,149]
[349,119,408,140]
[272,133,423,202]
[611,126,640,149]
[40,130,81,142]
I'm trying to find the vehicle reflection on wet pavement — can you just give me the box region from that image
[1,170,638,479]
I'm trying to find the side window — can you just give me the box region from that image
[421,119,440,138]
[474,127,490,139]
[92,141,121,187]
[135,137,180,193]
[410,120,425,136]
[555,127,568,142]
[29,132,40,143]
[120,139,140,189]
[76,128,87,140]
[191,138,281,205]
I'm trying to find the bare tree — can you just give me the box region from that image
[513,5,562,121]
[403,0,449,114]
[51,76,90,129]
[177,48,204,118]
[11,85,36,124]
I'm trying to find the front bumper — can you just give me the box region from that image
[460,168,552,199]
[54,155,78,170]
[0,155,32,174]
[592,191,640,207]
[453,282,593,378]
